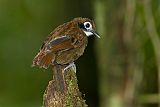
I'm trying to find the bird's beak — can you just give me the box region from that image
[91,30,100,38]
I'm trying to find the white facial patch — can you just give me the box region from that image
[83,30,93,36]
[84,22,92,30]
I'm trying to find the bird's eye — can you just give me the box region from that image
[85,23,90,28]
[83,22,92,30]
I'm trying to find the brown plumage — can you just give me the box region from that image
[32,17,99,69]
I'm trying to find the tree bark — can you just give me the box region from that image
[43,64,87,107]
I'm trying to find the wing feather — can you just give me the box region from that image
[32,35,80,68]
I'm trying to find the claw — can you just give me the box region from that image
[63,62,76,73]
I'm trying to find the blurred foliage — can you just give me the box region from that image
[94,0,160,107]
[0,0,160,107]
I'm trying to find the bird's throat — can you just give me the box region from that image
[82,30,93,37]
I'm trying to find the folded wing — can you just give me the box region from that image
[32,35,77,69]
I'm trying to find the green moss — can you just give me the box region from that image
[64,67,87,107]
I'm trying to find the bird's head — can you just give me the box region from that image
[73,17,100,38]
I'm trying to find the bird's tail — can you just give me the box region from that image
[32,52,54,69]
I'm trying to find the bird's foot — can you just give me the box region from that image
[63,62,76,73]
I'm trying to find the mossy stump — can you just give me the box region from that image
[43,65,88,107]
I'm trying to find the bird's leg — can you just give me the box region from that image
[63,62,76,73]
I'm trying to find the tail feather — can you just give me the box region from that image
[32,52,54,69]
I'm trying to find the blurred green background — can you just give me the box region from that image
[0,0,160,107]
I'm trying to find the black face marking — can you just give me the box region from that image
[78,23,85,29]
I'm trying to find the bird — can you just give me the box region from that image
[32,17,100,70]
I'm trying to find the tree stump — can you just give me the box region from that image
[43,64,88,107]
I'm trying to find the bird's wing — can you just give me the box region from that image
[45,36,75,52]
[32,35,81,68]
